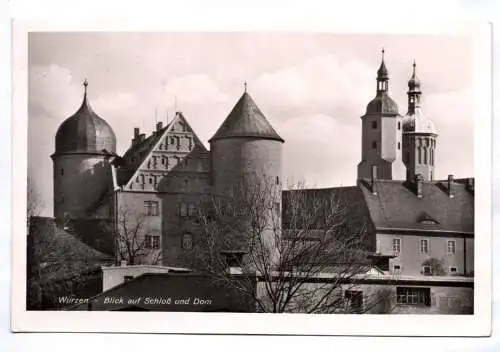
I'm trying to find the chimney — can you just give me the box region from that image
[448,175,455,199]
[132,127,140,145]
[371,165,377,195]
[156,122,163,131]
[466,178,474,193]
[415,174,423,198]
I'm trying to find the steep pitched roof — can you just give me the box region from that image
[117,112,208,188]
[27,217,113,283]
[359,179,474,234]
[282,186,374,237]
[209,92,284,143]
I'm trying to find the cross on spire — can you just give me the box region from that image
[83,78,88,95]
[381,48,385,60]
[244,81,247,93]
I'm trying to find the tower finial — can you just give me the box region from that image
[381,48,385,60]
[83,78,88,95]
[244,81,247,93]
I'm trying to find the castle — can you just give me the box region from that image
[47,51,474,313]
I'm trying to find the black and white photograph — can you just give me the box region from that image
[11,23,492,336]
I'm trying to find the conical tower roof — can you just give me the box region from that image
[209,91,284,143]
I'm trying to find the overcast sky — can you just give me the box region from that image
[28,32,473,217]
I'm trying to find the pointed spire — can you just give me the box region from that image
[408,60,421,91]
[244,81,247,93]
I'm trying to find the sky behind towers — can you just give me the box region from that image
[28,32,474,217]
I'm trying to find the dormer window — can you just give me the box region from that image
[417,212,439,225]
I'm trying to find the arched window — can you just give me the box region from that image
[417,147,422,164]
[423,147,427,164]
[182,234,193,250]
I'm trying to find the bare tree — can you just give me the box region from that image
[194,177,396,313]
[114,205,162,265]
[27,176,43,231]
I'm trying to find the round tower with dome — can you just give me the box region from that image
[357,50,406,181]
[51,80,116,220]
[402,61,438,181]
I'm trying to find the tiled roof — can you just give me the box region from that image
[209,92,284,143]
[365,92,399,115]
[27,216,113,284]
[359,179,474,234]
[282,186,374,239]
[117,121,172,186]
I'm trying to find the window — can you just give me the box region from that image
[372,121,377,129]
[60,168,64,176]
[124,275,134,282]
[447,240,456,255]
[420,239,429,254]
[131,156,135,162]
[398,122,401,130]
[170,137,175,145]
[372,141,377,149]
[345,290,363,313]
[188,204,196,217]
[398,142,401,150]
[152,236,160,249]
[392,238,401,253]
[276,176,280,185]
[182,234,193,250]
[149,177,153,184]
[144,201,159,216]
[179,203,187,217]
[396,287,431,306]
[449,266,458,275]
[393,264,401,271]
[144,235,160,249]
[422,266,432,275]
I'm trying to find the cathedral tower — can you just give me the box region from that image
[402,61,438,181]
[357,50,406,181]
[52,80,116,220]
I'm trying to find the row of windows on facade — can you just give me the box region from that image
[345,287,432,309]
[134,173,191,190]
[392,263,459,275]
[131,152,191,168]
[371,121,402,130]
[142,200,197,217]
[143,233,193,250]
[391,238,457,255]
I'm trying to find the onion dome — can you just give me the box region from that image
[402,109,437,134]
[55,80,116,154]
[408,60,421,91]
[209,85,284,143]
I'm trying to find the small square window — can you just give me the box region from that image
[60,168,64,176]
[422,266,432,276]
[144,235,152,249]
[372,121,377,129]
[152,236,160,249]
[372,141,377,149]
[449,267,458,274]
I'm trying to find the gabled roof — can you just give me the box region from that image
[209,92,284,143]
[118,112,208,188]
[359,179,474,234]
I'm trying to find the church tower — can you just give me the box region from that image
[402,61,438,181]
[52,80,116,220]
[357,50,406,181]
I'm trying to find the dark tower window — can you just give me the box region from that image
[398,142,401,150]
[61,168,64,176]
[372,141,377,149]
[398,122,401,130]
[372,121,377,129]
[276,176,280,185]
